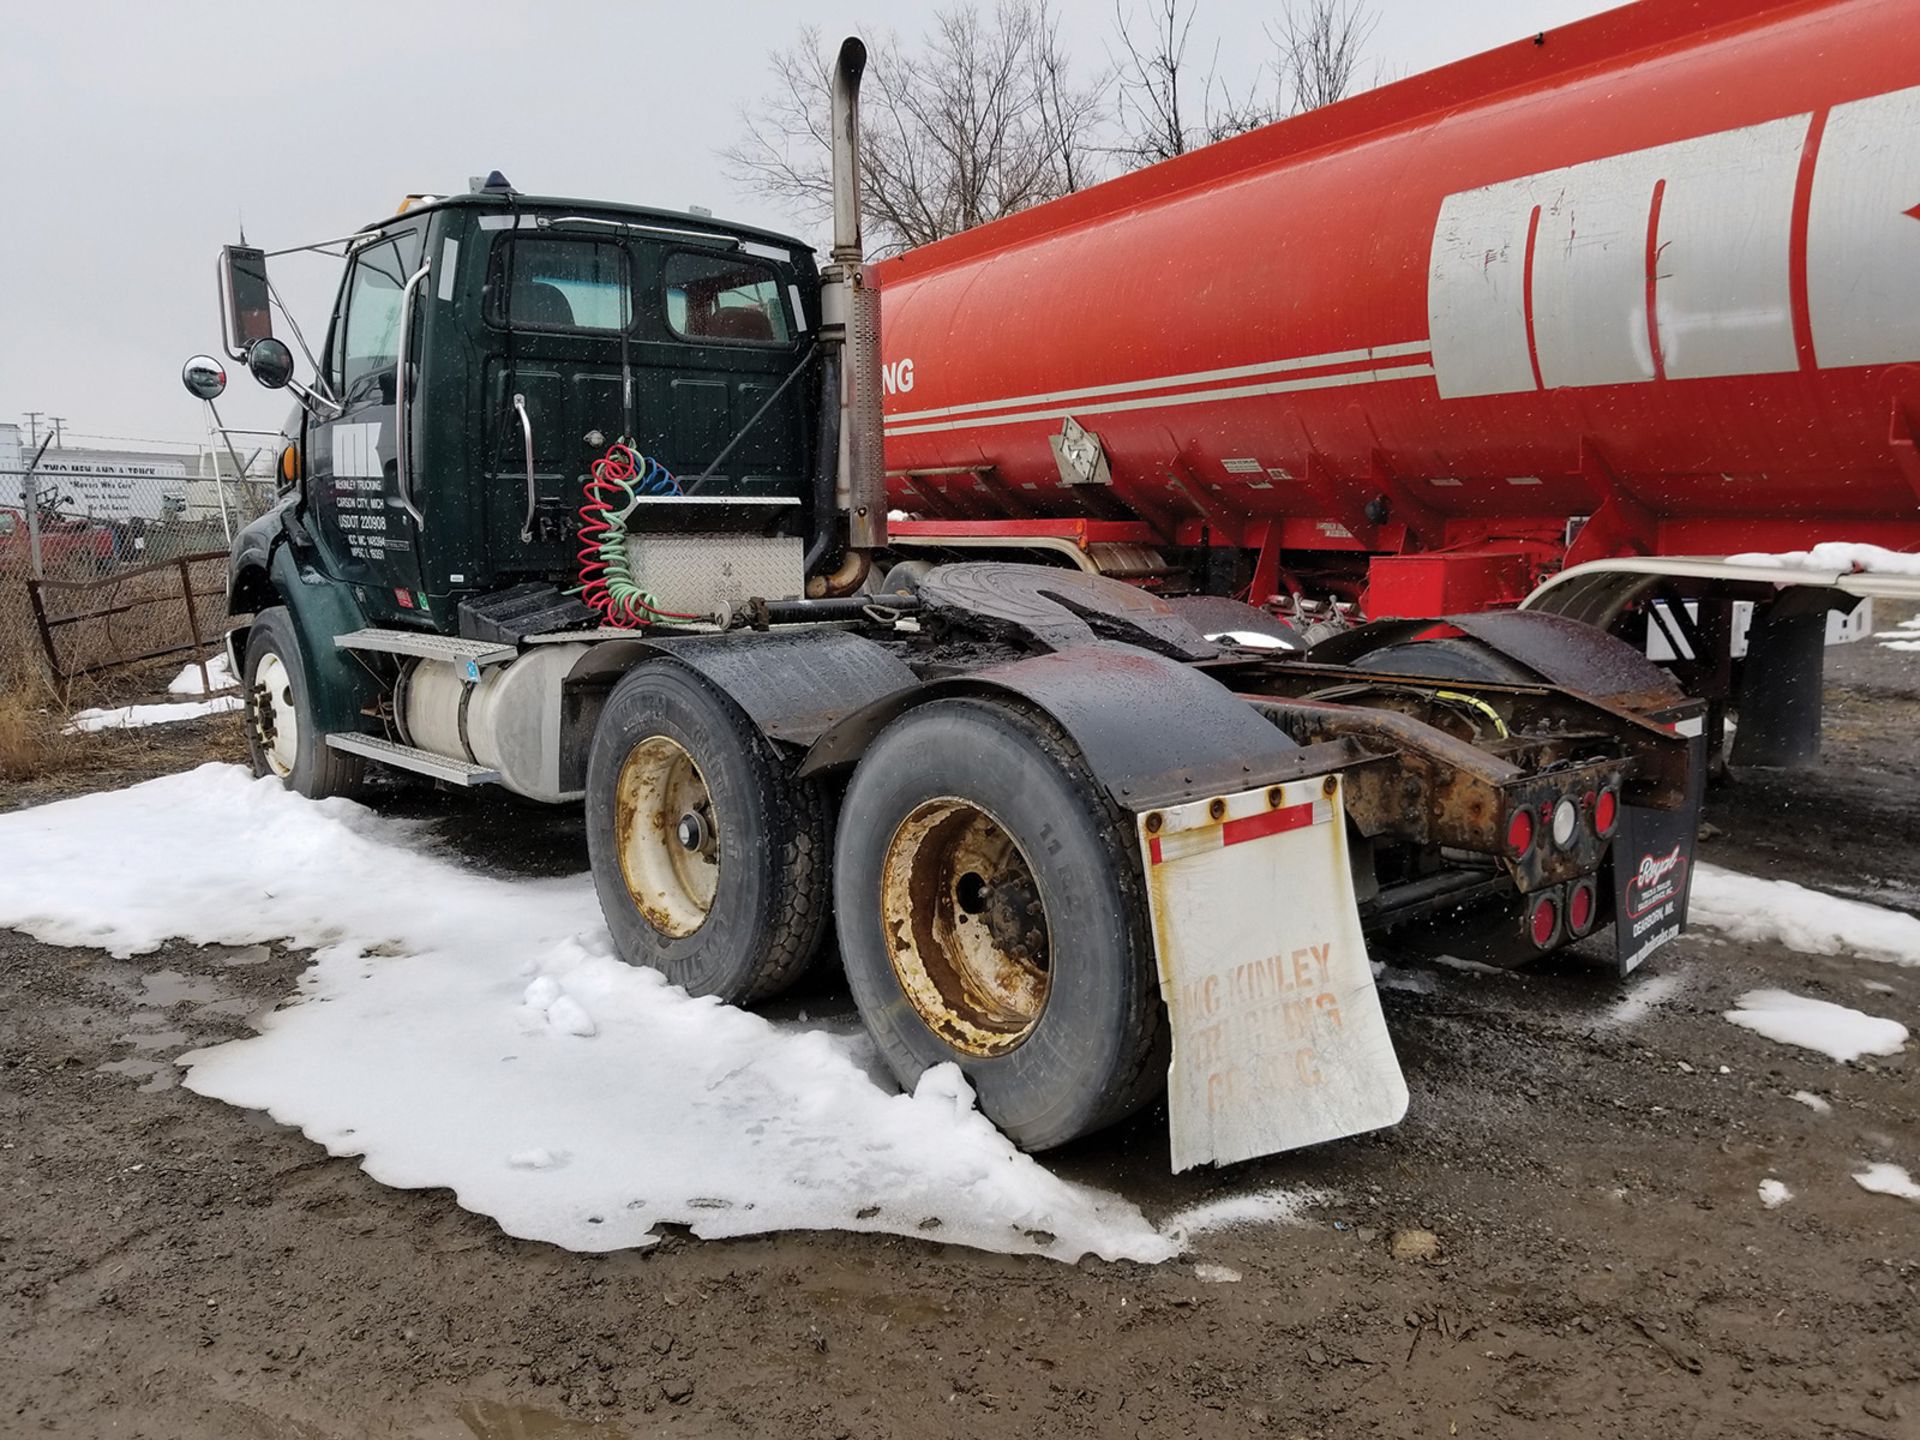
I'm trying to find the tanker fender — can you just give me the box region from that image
[798,640,1307,812]
[1310,610,1683,710]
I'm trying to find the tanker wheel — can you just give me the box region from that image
[241,606,368,801]
[585,660,829,1003]
[833,697,1167,1151]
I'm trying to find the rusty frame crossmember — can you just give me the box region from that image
[26,550,229,693]
[1227,663,1696,894]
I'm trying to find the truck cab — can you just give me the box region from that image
[250,189,825,629]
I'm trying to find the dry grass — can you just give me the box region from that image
[0,661,79,783]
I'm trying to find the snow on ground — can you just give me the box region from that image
[1790,1090,1833,1114]
[63,696,243,734]
[1880,639,1920,652]
[167,653,236,695]
[1757,1179,1793,1209]
[0,765,1175,1264]
[1600,967,1689,1029]
[1726,542,1920,576]
[1691,864,1920,967]
[1852,1163,1920,1203]
[1723,989,1908,1064]
[1161,1186,1330,1239]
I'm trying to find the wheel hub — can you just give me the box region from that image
[613,737,719,937]
[249,651,298,779]
[878,798,1052,1057]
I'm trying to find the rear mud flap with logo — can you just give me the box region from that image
[1137,775,1408,1172]
[1613,728,1707,975]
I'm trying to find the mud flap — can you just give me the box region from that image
[1137,774,1408,1172]
[1613,725,1707,975]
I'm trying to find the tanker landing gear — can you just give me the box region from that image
[585,661,829,1003]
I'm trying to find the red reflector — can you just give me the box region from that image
[1507,807,1534,855]
[1569,882,1595,935]
[1530,896,1559,948]
[1594,788,1618,836]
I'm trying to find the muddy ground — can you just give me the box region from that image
[3,641,1917,1439]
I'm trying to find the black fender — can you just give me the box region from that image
[560,630,920,792]
[799,641,1310,812]
[1309,610,1683,707]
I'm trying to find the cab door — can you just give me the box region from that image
[309,222,428,614]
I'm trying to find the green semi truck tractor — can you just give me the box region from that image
[182,39,1704,1168]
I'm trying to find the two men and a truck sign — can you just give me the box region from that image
[186,0,1913,1168]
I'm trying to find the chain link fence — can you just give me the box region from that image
[1,461,280,694]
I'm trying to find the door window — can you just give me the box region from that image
[335,227,425,400]
[664,251,791,345]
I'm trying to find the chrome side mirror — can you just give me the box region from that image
[181,354,228,401]
[246,337,296,390]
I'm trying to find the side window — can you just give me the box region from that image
[493,238,633,333]
[335,226,424,400]
[665,251,792,345]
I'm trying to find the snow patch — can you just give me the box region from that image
[0,765,1174,1264]
[1726,542,1920,576]
[64,696,242,734]
[1852,1163,1920,1202]
[1691,864,1920,967]
[167,653,236,695]
[1757,1178,1793,1209]
[1878,639,1920,652]
[1789,1090,1833,1114]
[1600,967,1687,1028]
[1161,1186,1328,1239]
[1723,989,1907,1063]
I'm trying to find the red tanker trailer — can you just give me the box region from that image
[874,0,1920,765]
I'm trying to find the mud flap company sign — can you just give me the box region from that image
[1138,775,1407,1171]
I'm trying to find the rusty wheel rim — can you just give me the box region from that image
[614,736,719,938]
[879,798,1052,1057]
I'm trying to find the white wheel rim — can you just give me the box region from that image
[252,650,299,779]
[613,736,719,937]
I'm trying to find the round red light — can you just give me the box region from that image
[1569,882,1595,934]
[1594,788,1619,836]
[1507,807,1535,855]
[1530,896,1559,948]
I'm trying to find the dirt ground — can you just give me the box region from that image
[3,641,1917,1439]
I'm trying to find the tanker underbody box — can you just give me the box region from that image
[629,533,805,615]
[1365,550,1539,616]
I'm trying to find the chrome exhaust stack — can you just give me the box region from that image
[822,37,886,559]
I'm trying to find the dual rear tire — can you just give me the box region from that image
[584,672,1165,1151]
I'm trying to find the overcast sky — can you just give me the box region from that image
[0,0,1619,450]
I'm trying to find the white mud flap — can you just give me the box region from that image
[1137,774,1408,1172]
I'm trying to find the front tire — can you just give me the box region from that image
[242,607,368,800]
[834,697,1167,1151]
[585,661,829,1003]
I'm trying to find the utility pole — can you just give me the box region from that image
[22,411,42,448]
[49,417,66,448]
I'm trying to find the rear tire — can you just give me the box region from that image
[833,697,1167,1151]
[585,661,829,1003]
[242,606,368,800]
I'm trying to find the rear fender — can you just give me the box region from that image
[801,641,1334,811]
[560,629,919,792]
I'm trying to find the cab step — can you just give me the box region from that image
[324,732,500,786]
[332,628,517,668]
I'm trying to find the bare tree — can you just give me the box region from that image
[1108,0,1198,163]
[1272,0,1380,114]
[724,5,1103,255]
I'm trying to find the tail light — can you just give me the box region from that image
[1507,807,1535,856]
[1567,879,1597,937]
[1593,787,1619,837]
[1529,894,1560,949]
[1550,796,1580,849]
